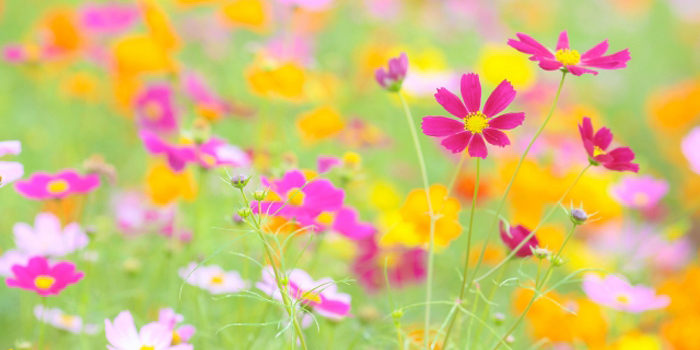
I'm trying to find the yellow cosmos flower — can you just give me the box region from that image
[112,35,175,76]
[246,61,306,100]
[296,106,344,144]
[61,72,100,102]
[380,184,461,249]
[141,0,180,50]
[42,8,83,54]
[146,163,197,206]
[220,0,269,32]
[614,332,661,350]
[476,44,535,90]
[647,80,700,133]
[369,181,402,211]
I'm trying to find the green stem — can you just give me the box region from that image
[397,92,435,350]
[439,157,479,349]
[37,297,48,349]
[472,257,511,347]
[467,71,567,288]
[446,151,469,196]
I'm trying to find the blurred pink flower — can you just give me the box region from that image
[135,84,179,134]
[15,169,100,200]
[14,213,89,257]
[0,140,23,188]
[579,117,639,172]
[375,52,408,92]
[182,71,233,118]
[105,311,192,350]
[301,207,376,240]
[257,266,351,320]
[112,190,175,235]
[196,138,251,169]
[499,221,538,258]
[6,256,84,297]
[178,262,248,295]
[422,73,525,158]
[352,237,426,292]
[157,308,196,346]
[611,175,669,209]
[140,130,198,172]
[80,2,139,34]
[508,31,630,76]
[265,35,314,66]
[582,273,670,313]
[317,155,341,173]
[0,250,31,277]
[34,304,99,334]
[278,0,336,11]
[681,126,700,175]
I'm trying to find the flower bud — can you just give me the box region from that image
[231,174,249,189]
[505,335,515,344]
[391,309,404,320]
[531,247,550,260]
[549,255,565,267]
[570,208,588,225]
[376,53,408,92]
[492,312,506,326]
[252,190,267,201]
[237,207,252,218]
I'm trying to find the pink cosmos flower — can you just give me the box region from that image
[182,71,234,118]
[352,237,426,292]
[196,138,251,169]
[178,262,248,295]
[579,117,639,172]
[277,0,336,11]
[34,304,99,334]
[253,170,345,224]
[375,52,408,92]
[112,190,175,235]
[80,2,139,34]
[14,213,89,257]
[317,155,342,173]
[681,126,700,175]
[0,250,31,277]
[15,169,100,200]
[582,273,670,313]
[611,175,669,209]
[421,73,525,158]
[499,221,538,258]
[0,140,24,188]
[6,256,84,297]
[105,311,193,350]
[140,130,198,172]
[157,308,196,346]
[135,84,179,134]
[257,266,351,320]
[304,207,376,240]
[265,35,314,66]
[508,31,631,76]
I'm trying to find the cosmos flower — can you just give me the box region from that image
[582,274,670,313]
[304,207,377,240]
[352,237,426,292]
[196,137,251,169]
[0,140,23,188]
[257,266,351,320]
[13,212,89,257]
[34,304,99,334]
[140,130,198,172]
[79,2,139,35]
[105,311,193,350]
[178,262,248,295]
[6,256,84,297]
[296,106,345,144]
[182,71,234,120]
[145,163,197,206]
[681,126,700,175]
[508,31,631,76]
[499,221,539,258]
[111,190,175,235]
[579,117,639,172]
[157,308,196,346]
[277,0,336,11]
[317,155,342,173]
[421,73,525,158]
[0,250,31,277]
[375,52,408,92]
[611,175,669,209]
[135,84,179,134]
[15,169,100,200]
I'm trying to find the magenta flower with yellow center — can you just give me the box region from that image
[579,117,639,172]
[421,73,525,158]
[6,256,84,297]
[14,169,100,200]
[508,31,631,76]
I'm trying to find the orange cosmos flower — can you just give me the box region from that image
[140,0,180,50]
[219,0,269,32]
[112,35,175,76]
[145,163,197,206]
[296,106,344,144]
[246,60,306,100]
[41,8,83,55]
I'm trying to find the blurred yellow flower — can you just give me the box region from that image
[662,315,700,350]
[247,61,306,100]
[112,35,175,76]
[146,163,197,205]
[42,8,83,54]
[141,0,180,50]
[614,332,661,350]
[296,106,344,144]
[647,80,700,133]
[380,184,462,249]
[220,0,268,32]
[369,181,401,211]
[477,44,535,90]
[61,72,100,102]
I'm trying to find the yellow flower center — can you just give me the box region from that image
[200,154,217,166]
[172,331,182,345]
[632,193,649,207]
[140,346,155,350]
[593,145,607,157]
[616,294,630,304]
[287,188,305,206]
[34,275,56,290]
[46,179,69,194]
[60,314,76,327]
[317,212,335,225]
[463,111,489,134]
[301,290,322,303]
[555,49,581,66]
[143,101,163,121]
[210,274,225,285]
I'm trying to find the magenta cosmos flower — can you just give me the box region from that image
[352,237,426,292]
[582,273,670,313]
[6,256,84,297]
[140,130,197,172]
[301,206,376,240]
[80,2,139,35]
[257,267,351,320]
[135,84,179,134]
[499,221,538,258]
[579,117,639,172]
[375,52,408,92]
[611,175,669,209]
[508,31,631,76]
[15,169,100,200]
[422,73,525,158]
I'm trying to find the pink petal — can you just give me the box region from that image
[421,116,464,137]
[460,73,481,113]
[482,129,510,147]
[488,112,525,130]
[440,131,472,154]
[434,87,467,118]
[556,31,570,51]
[579,117,594,140]
[581,40,609,60]
[513,33,555,58]
[467,134,488,158]
[538,59,563,71]
[593,127,613,150]
[567,65,598,76]
[482,80,516,117]
[582,49,630,69]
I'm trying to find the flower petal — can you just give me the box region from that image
[482,80,516,117]
[440,131,472,154]
[488,112,525,130]
[467,134,488,158]
[482,129,510,147]
[421,116,464,137]
[538,59,563,71]
[434,87,467,118]
[582,40,609,60]
[556,31,570,51]
[594,127,613,150]
[567,65,598,76]
[460,73,481,113]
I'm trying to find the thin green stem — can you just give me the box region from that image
[472,257,512,347]
[37,297,48,349]
[446,151,469,196]
[397,92,435,350]
[467,71,567,288]
[439,157,479,348]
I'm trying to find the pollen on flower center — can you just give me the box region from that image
[287,188,305,206]
[172,331,182,345]
[301,290,322,303]
[34,275,56,290]
[140,346,155,350]
[593,145,607,157]
[317,212,335,225]
[60,314,76,326]
[555,49,581,66]
[46,179,69,194]
[463,111,489,134]
[616,294,630,304]
[210,274,225,285]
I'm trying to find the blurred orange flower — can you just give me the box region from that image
[140,0,180,50]
[220,0,268,31]
[246,61,306,100]
[145,163,197,205]
[296,106,344,144]
[111,35,175,76]
[42,8,83,55]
